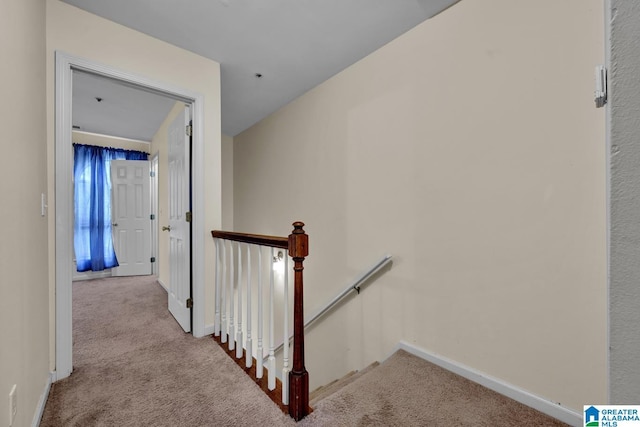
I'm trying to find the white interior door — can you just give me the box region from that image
[111,160,151,276]
[167,106,191,332]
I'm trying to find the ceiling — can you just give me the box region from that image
[73,71,179,141]
[66,0,460,140]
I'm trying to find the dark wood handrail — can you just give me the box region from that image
[211,230,288,249]
[211,222,309,421]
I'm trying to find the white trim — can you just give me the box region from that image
[72,260,113,281]
[73,129,151,145]
[55,52,74,380]
[150,153,159,277]
[190,96,206,338]
[72,270,113,281]
[55,51,208,380]
[157,278,168,292]
[31,372,54,427]
[204,324,216,336]
[392,341,582,427]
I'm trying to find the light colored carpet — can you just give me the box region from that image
[301,350,568,427]
[41,276,569,426]
[41,276,295,427]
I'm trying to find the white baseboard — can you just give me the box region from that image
[157,278,167,291]
[204,324,215,336]
[32,371,54,427]
[392,341,581,427]
[72,266,112,281]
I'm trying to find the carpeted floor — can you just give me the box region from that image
[41,275,570,426]
[41,276,295,427]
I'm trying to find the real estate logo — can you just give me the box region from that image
[584,406,640,427]
[585,406,600,427]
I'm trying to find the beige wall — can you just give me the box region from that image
[0,0,50,425]
[234,0,606,411]
[150,101,186,287]
[46,0,222,366]
[222,134,234,230]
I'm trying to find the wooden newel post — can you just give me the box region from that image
[288,221,309,421]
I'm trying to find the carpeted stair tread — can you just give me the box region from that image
[309,361,380,407]
[309,371,356,402]
[299,350,570,427]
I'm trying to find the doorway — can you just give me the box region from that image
[55,52,207,381]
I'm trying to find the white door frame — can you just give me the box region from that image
[55,51,207,380]
[150,153,159,277]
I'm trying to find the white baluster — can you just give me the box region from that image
[268,247,276,391]
[221,240,227,344]
[214,238,221,337]
[245,244,253,368]
[236,243,244,359]
[282,254,290,405]
[256,247,264,379]
[229,241,235,351]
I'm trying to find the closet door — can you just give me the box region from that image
[111,160,151,276]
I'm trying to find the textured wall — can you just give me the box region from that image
[608,0,640,404]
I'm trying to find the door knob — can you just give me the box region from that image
[162,226,171,231]
[112,223,118,227]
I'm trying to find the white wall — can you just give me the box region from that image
[234,0,605,412]
[0,0,50,425]
[608,0,640,403]
[46,0,222,368]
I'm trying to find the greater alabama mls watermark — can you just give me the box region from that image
[584,406,640,427]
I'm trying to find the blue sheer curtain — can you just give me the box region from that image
[73,144,148,272]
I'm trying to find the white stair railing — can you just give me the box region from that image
[268,246,277,391]
[211,223,310,421]
[245,246,253,368]
[212,238,292,399]
[256,247,264,378]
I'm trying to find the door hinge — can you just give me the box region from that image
[185,211,192,222]
[186,298,193,309]
[595,65,607,108]
[186,124,192,137]
[150,257,156,263]
[150,170,156,177]
[150,214,155,220]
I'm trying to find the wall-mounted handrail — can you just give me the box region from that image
[306,253,392,329]
[267,254,392,360]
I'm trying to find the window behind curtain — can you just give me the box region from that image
[73,143,148,272]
